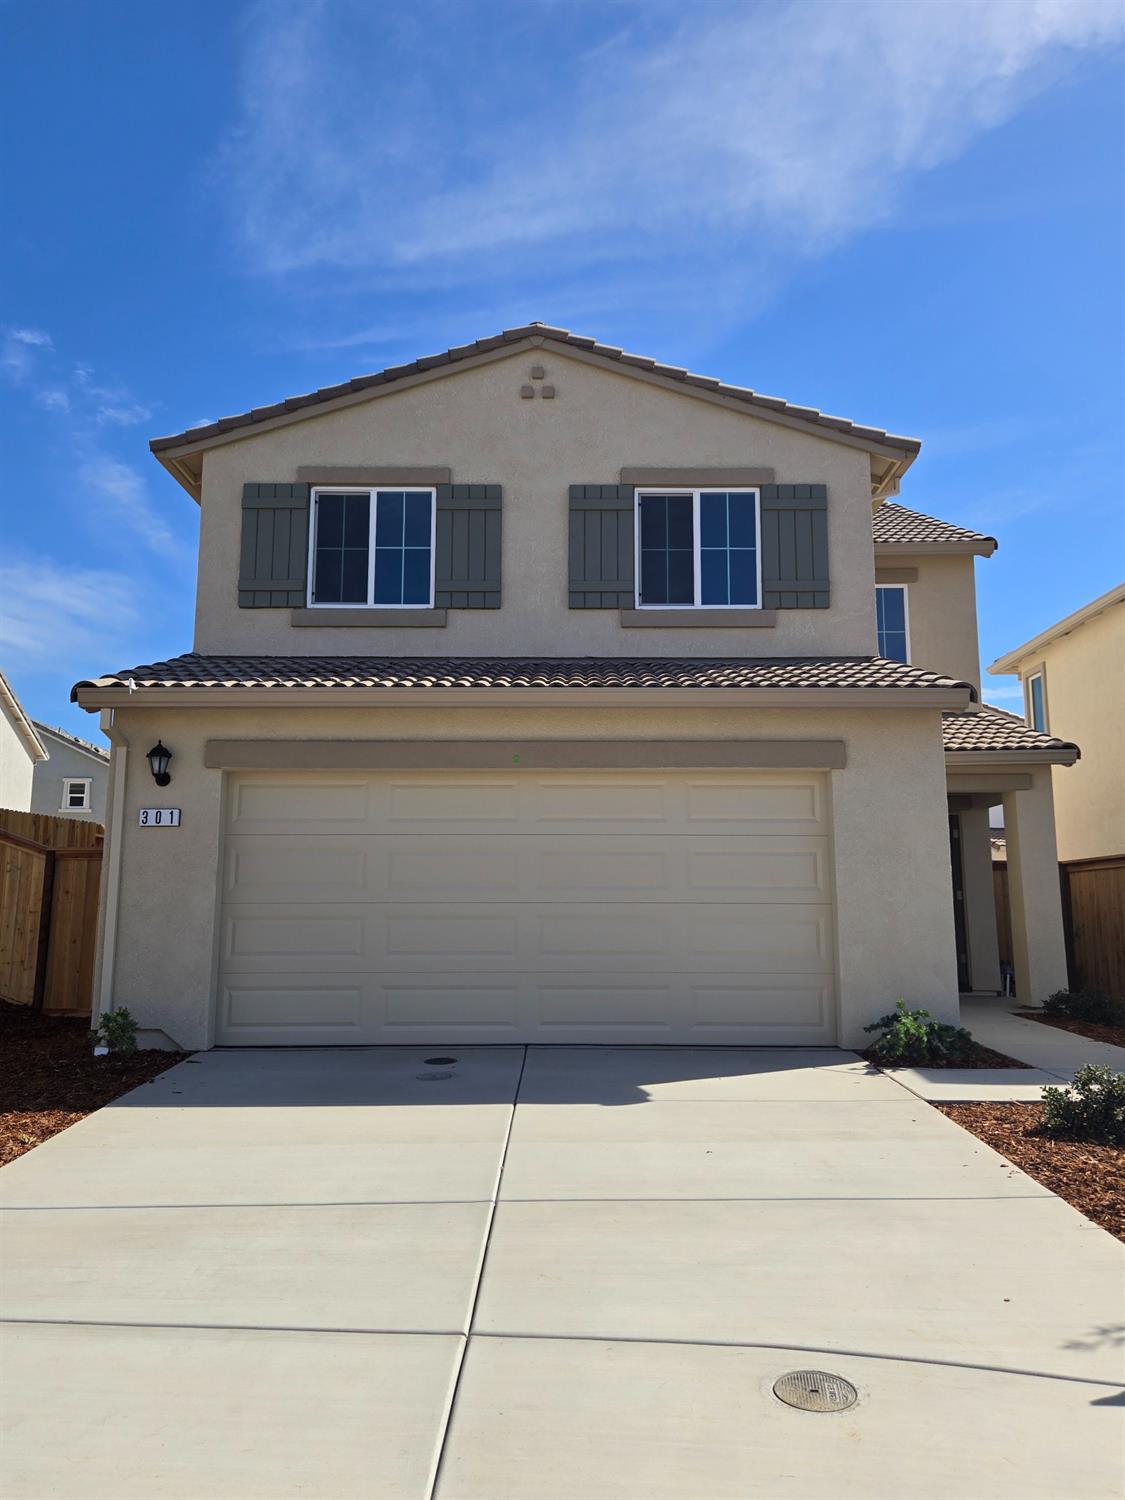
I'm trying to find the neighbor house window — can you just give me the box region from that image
[636,490,760,607]
[1027,671,1047,732]
[309,488,436,607]
[875,585,910,663]
[61,779,90,811]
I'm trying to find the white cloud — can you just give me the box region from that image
[0,558,142,667]
[77,458,184,558]
[222,0,1125,292]
[1,326,54,381]
[95,400,153,427]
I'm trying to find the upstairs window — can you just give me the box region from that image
[876,585,910,663]
[636,490,760,607]
[1027,671,1047,732]
[61,778,90,811]
[309,488,436,607]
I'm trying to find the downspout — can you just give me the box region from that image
[92,708,128,1027]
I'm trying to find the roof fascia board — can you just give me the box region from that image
[75,684,972,711]
[34,725,109,761]
[874,540,996,559]
[0,675,48,761]
[945,748,1079,768]
[988,583,1125,674]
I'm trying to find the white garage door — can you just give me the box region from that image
[216,770,837,1045]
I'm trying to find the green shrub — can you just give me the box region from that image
[96,1007,138,1054]
[1040,1065,1125,1145]
[1043,988,1124,1025]
[863,1000,981,1066]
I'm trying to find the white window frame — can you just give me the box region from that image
[61,778,91,812]
[306,486,437,609]
[1026,669,1047,732]
[633,487,763,609]
[875,583,912,664]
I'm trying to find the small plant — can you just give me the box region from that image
[1040,1065,1125,1145]
[863,1000,981,1066]
[1042,988,1124,1026]
[95,1007,139,1054]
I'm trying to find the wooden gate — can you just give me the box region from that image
[0,810,103,1015]
[1061,855,1125,1000]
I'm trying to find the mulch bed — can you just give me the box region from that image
[862,1043,1030,1069]
[1016,1011,1125,1050]
[0,1002,184,1168]
[937,1102,1125,1242]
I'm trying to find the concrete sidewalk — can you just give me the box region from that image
[2,1047,1123,1499]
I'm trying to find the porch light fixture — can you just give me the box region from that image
[146,741,173,787]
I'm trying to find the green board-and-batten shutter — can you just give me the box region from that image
[759,484,829,609]
[434,485,502,608]
[238,484,311,607]
[568,485,635,608]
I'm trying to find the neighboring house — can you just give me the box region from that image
[988,583,1124,865]
[0,669,47,812]
[72,324,1078,1051]
[30,723,111,823]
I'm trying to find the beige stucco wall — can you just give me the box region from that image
[94,701,958,1051]
[0,701,36,812]
[1010,601,1124,862]
[193,347,880,659]
[877,553,982,689]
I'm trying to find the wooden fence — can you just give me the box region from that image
[0,809,103,1016]
[993,854,1125,1000]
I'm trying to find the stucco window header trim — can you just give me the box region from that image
[203,738,848,771]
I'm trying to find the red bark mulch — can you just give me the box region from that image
[0,1002,185,1168]
[937,1102,1125,1243]
[1016,1011,1125,1050]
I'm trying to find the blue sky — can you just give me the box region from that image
[2,0,1123,744]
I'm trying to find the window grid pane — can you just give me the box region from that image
[639,495,694,604]
[699,492,757,607]
[1029,675,1045,731]
[372,490,432,606]
[313,490,433,606]
[876,586,909,663]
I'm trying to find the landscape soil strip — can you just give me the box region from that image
[937,1102,1125,1243]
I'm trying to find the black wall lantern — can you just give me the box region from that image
[146,741,173,787]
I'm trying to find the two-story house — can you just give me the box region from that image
[72,325,1078,1051]
[30,723,110,823]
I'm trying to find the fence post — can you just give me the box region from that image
[31,849,56,1013]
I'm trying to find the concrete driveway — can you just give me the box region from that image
[2,1046,1122,1498]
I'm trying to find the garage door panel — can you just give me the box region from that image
[218,771,838,1044]
[221,985,362,1032]
[231,780,370,828]
[226,913,365,959]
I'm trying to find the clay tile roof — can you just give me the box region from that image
[942,705,1079,758]
[873,503,996,553]
[72,653,972,698]
[149,324,921,457]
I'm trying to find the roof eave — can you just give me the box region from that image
[149,330,922,502]
[73,683,973,712]
[945,747,1080,768]
[874,539,997,559]
[988,581,1125,674]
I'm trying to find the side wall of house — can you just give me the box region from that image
[1034,603,1125,862]
[30,738,109,822]
[193,347,880,660]
[95,702,958,1051]
[877,553,982,691]
[0,704,35,812]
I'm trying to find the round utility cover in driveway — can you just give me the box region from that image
[773,1370,858,1412]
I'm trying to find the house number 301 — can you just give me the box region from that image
[138,808,182,827]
